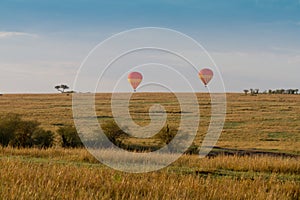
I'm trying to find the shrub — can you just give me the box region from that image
[0,114,55,148]
[156,125,177,145]
[32,129,54,148]
[57,126,83,148]
[9,120,40,148]
[0,114,21,147]
[156,125,195,153]
[101,120,127,147]
[185,143,199,155]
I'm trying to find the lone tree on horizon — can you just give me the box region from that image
[55,84,70,93]
[243,89,249,95]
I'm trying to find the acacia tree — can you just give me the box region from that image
[243,89,249,95]
[54,84,70,93]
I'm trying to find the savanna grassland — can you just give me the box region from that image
[0,93,299,199]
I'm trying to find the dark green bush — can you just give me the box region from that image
[0,114,21,147]
[57,126,83,148]
[9,120,40,148]
[32,129,54,148]
[156,125,197,153]
[101,120,127,147]
[156,125,177,145]
[185,143,199,155]
[0,114,54,148]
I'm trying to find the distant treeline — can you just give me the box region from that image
[243,88,299,95]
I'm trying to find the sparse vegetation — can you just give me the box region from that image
[57,126,83,148]
[31,129,54,148]
[156,124,175,145]
[54,84,70,93]
[101,120,128,148]
[0,93,299,153]
[0,114,20,146]
[245,88,299,95]
[0,114,54,148]
[0,93,299,199]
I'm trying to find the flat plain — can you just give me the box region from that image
[0,93,299,199]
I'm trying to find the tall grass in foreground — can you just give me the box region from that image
[0,148,299,199]
[1,147,299,173]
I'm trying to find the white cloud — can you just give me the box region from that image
[0,31,37,38]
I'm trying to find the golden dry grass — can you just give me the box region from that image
[0,148,299,200]
[0,93,299,153]
[0,93,299,199]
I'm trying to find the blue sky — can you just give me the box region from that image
[0,0,300,93]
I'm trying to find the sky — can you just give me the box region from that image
[0,0,300,93]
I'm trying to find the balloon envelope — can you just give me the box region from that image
[198,68,214,86]
[128,72,143,91]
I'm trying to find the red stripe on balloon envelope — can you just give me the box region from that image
[128,72,143,90]
[198,68,213,86]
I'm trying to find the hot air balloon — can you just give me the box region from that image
[198,68,214,87]
[128,72,143,92]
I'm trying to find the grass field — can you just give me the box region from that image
[0,93,299,154]
[0,148,299,199]
[0,93,299,199]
